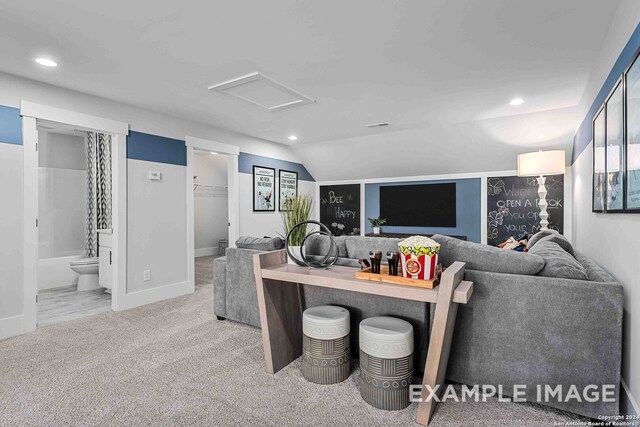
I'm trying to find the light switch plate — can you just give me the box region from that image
[143,270,151,281]
[149,171,162,180]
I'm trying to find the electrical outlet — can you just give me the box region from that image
[143,270,151,281]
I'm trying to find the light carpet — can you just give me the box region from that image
[1,273,586,426]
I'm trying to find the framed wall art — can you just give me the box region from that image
[278,170,298,211]
[253,166,276,212]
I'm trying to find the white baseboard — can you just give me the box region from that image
[115,280,194,311]
[0,314,35,341]
[195,247,219,257]
[622,378,639,415]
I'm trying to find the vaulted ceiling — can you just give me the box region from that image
[0,0,622,179]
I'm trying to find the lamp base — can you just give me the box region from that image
[537,175,549,231]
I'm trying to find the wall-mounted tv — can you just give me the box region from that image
[380,183,456,227]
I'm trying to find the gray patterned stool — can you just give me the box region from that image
[302,305,350,384]
[359,317,414,411]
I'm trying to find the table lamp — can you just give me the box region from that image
[517,150,566,230]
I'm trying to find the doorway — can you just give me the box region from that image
[185,136,240,290]
[21,101,128,334]
[35,121,113,325]
[193,149,228,286]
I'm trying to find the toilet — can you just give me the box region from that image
[69,257,100,291]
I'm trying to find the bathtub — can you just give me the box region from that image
[38,254,83,291]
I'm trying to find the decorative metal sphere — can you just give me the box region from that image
[285,220,338,269]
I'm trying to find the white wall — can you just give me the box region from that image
[194,152,228,255]
[38,130,86,259]
[0,143,24,325]
[571,0,640,414]
[573,145,640,413]
[239,175,317,239]
[127,159,187,293]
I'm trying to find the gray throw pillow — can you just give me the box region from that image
[345,236,402,261]
[235,236,284,251]
[303,235,348,258]
[535,234,575,256]
[431,234,545,275]
[527,230,573,254]
[527,241,589,280]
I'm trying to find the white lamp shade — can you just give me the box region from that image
[517,150,566,177]
[629,143,640,171]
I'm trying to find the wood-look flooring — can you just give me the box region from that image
[37,285,111,327]
[37,256,220,327]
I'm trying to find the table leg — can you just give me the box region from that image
[254,251,303,374]
[416,262,466,425]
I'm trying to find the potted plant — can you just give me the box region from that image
[281,194,313,264]
[368,216,387,235]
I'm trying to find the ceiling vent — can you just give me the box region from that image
[366,122,390,128]
[208,72,315,112]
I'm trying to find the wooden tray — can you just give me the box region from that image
[355,264,442,289]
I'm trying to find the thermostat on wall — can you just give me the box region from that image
[149,171,162,180]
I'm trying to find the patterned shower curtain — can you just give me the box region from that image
[85,132,112,258]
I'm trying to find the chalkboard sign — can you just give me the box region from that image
[319,184,361,236]
[487,175,564,246]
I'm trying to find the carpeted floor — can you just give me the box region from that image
[0,258,587,426]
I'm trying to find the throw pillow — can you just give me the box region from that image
[431,234,545,275]
[235,236,284,251]
[345,236,402,261]
[527,240,588,280]
[303,234,348,258]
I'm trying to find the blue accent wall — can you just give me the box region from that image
[127,131,186,166]
[239,152,314,181]
[0,105,22,145]
[365,178,481,243]
[573,22,640,163]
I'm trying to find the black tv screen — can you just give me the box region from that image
[380,183,456,227]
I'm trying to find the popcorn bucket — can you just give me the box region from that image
[398,236,441,281]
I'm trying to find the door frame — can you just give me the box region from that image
[185,136,240,285]
[21,101,129,331]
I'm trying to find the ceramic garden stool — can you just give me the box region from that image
[302,305,351,384]
[359,316,414,411]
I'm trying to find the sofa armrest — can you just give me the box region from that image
[213,256,227,318]
[448,269,623,418]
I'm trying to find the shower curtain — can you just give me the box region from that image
[85,132,112,258]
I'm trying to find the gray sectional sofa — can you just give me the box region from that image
[213,232,623,419]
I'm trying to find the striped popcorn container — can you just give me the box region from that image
[398,236,440,281]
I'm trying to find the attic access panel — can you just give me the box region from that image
[208,72,315,112]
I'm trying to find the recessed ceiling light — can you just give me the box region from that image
[35,57,58,67]
[210,151,218,155]
[509,98,524,106]
[288,135,298,141]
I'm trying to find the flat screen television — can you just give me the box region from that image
[379,183,456,227]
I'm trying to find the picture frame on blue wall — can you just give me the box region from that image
[592,106,606,213]
[625,49,640,211]
[253,166,276,212]
[278,170,298,211]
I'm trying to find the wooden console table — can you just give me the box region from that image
[253,250,473,425]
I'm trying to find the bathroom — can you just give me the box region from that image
[37,121,113,326]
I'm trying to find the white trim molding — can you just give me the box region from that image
[185,136,240,156]
[622,378,640,415]
[115,281,193,311]
[20,101,129,135]
[0,315,30,341]
[195,247,220,257]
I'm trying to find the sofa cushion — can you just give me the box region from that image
[528,230,575,256]
[345,236,402,261]
[303,235,348,258]
[431,234,545,275]
[575,252,615,282]
[527,241,589,280]
[236,236,284,251]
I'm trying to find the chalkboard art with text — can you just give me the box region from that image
[487,175,564,246]
[319,184,361,236]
